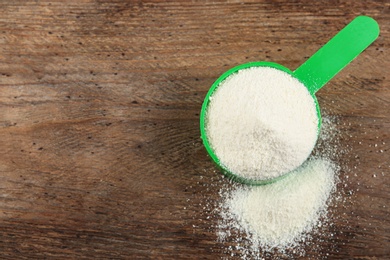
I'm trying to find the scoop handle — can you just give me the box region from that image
[293,16,379,94]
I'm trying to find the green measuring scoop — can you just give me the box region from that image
[200,16,380,185]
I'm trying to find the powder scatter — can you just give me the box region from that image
[218,158,336,254]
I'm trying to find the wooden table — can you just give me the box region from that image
[0,1,388,259]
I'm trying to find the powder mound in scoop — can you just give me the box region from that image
[206,67,318,180]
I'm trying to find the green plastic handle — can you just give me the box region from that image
[294,16,380,94]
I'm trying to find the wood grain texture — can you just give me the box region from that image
[0,0,388,259]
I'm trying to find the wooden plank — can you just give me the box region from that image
[0,0,388,258]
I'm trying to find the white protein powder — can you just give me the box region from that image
[206,66,318,180]
[219,158,336,253]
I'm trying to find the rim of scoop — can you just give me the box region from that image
[200,61,321,185]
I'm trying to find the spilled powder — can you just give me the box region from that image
[218,159,336,252]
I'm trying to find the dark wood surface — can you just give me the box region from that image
[0,1,388,259]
